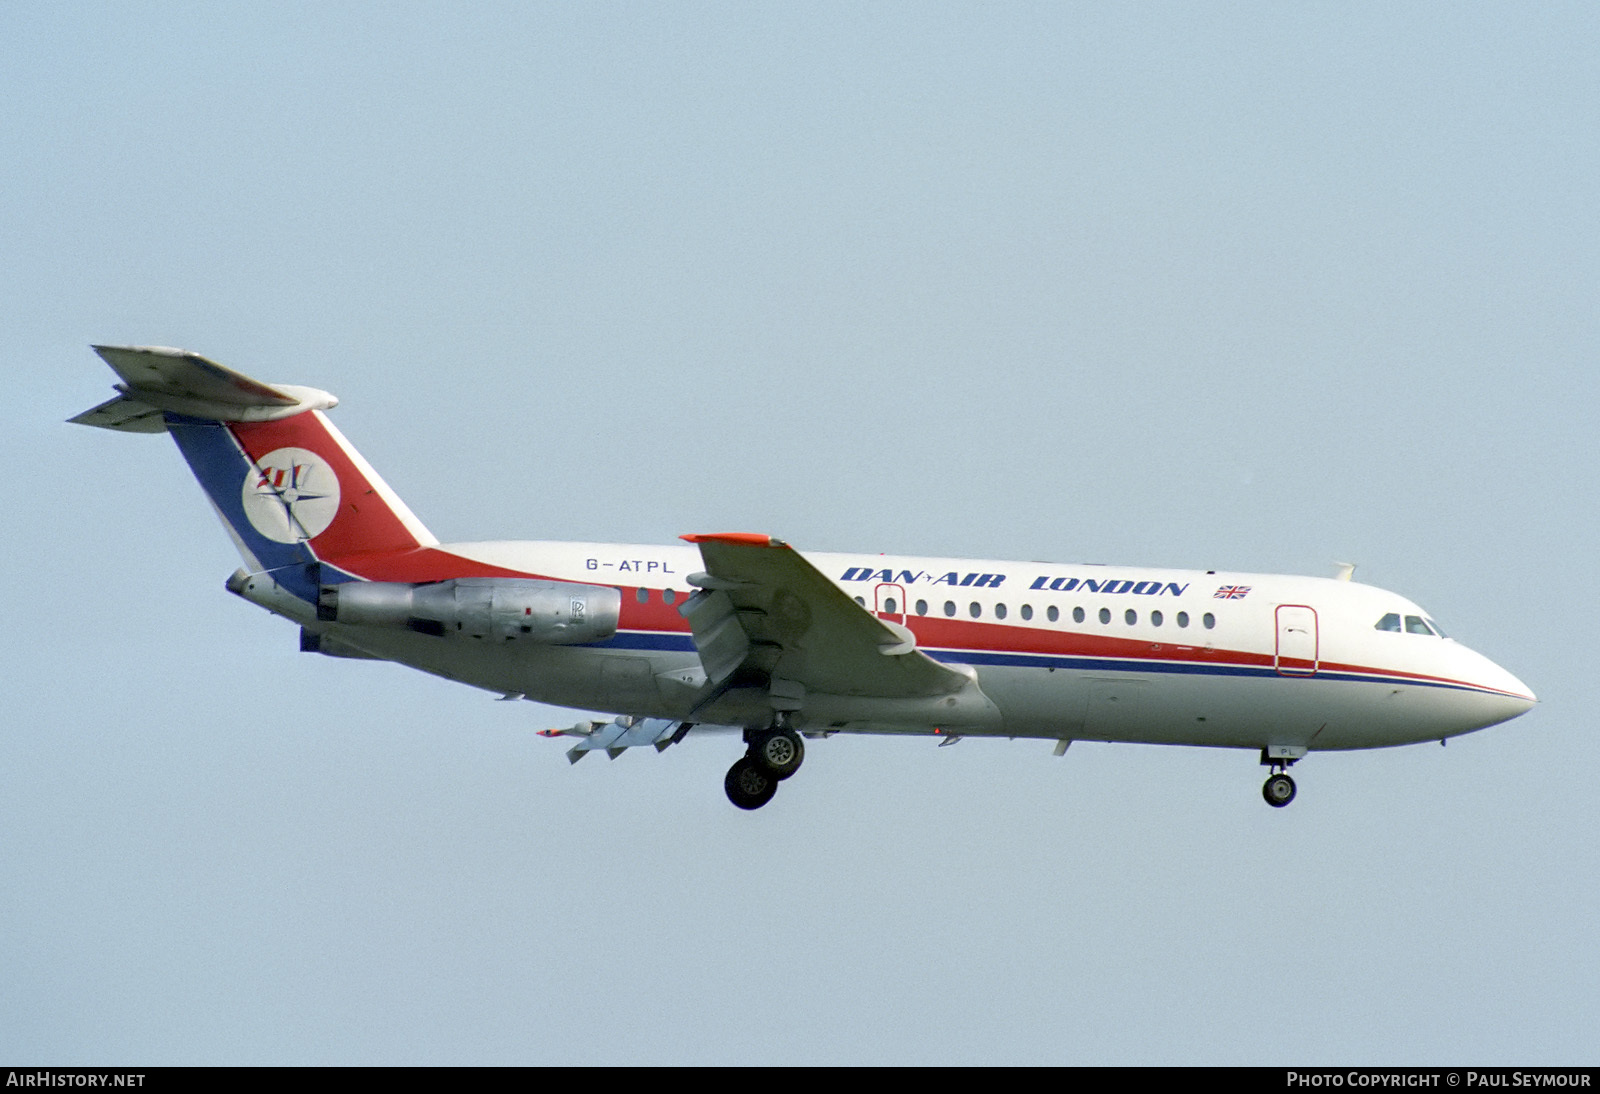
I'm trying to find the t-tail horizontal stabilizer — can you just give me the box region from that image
[69,345,337,432]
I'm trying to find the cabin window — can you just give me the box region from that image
[1098,608,1111,624]
[663,589,677,605]
[635,587,649,604]
[915,599,928,616]
[1047,606,1060,623]
[855,596,866,607]
[1021,604,1033,621]
[970,602,982,619]
[1177,612,1189,628]
[884,597,898,614]
[995,603,1008,620]
[1375,613,1402,632]
[1073,607,1085,624]
[944,600,956,617]
[1202,612,1215,629]
[1125,609,1137,625]
[1151,610,1163,626]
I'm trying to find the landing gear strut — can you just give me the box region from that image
[723,727,807,810]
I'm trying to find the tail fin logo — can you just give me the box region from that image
[241,447,341,543]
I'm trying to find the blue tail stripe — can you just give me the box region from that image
[165,414,323,601]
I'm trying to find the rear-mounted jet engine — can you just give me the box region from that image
[317,577,620,643]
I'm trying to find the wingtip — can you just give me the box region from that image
[91,343,193,359]
[680,533,787,548]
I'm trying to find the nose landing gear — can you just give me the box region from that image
[1260,745,1304,808]
[1262,771,1297,808]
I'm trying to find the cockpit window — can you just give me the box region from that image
[1377,611,1445,636]
[1427,618,1448,638]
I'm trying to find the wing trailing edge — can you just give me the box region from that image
[676,533,1004,733]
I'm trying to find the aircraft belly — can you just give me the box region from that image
[978,665,1498,751]
[968,665,1088,739]
[980,665,1291,747]
[323,625,1516,752]
[1306,681,1528,750]
[320,625,701,719]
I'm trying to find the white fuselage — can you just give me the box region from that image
[288,539,1535,754]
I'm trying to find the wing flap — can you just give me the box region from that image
[680,534,969,700]
[556,717,684,762]
[678,589,753,683]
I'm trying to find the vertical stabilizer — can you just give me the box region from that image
[73,346,437,602]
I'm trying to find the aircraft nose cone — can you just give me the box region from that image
[1464,650,1537,728]
[1489,662,1536,707]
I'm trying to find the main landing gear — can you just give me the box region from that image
[1260,747,1300,808]
[724,727,805,810]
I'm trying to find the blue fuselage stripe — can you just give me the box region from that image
[596,630,1501,697]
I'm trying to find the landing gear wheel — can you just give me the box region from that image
[1262,773,1297,808]
[751,729,805,780]
[725,756,778,810]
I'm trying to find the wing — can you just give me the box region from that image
[535,537,990,760]
[680,533,972,702]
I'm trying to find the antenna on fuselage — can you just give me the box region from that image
[1333,561,1357,582]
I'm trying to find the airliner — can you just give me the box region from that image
[72,345,1537,810]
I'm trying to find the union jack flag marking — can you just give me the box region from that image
[1214,585,1251,599]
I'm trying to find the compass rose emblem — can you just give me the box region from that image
[240,447,341,543]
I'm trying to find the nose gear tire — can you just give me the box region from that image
[1263,773,1297,808]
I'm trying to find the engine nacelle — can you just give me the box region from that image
[317,577,620,644]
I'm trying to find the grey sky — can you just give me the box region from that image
[4,2,1596,1063]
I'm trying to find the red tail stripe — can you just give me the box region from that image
[229,415,423,562]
